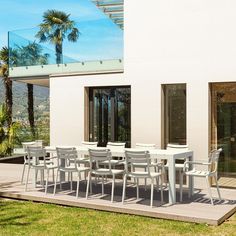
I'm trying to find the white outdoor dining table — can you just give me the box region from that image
[45,146,193,205]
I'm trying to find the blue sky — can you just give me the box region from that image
[0,0,123,61]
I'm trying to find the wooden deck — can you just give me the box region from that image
[0,163,235,225]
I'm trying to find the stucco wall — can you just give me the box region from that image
[50,0,236,186]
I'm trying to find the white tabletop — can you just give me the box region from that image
[44,146,192,160]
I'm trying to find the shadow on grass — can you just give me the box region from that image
[0,215,32,226]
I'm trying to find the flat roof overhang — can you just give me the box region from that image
[92,0,124,29]
[11,59,124,87]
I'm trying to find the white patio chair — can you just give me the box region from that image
[105,142,126,166]
[21,141,44,184]
[54,147,89,198]
[24,146,57,193]
[81,141,98,147]
[182,148,222,205]
[86,148,124,202]
[76,141,98,181]
[164,144,189,201]
[78,141,98,164]
[122,149,164,207]
[135,143,164,189]
[25,146,46,191]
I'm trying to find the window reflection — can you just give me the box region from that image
[211,83,236,184]
[89,86,131,147]
[163,84,186,146]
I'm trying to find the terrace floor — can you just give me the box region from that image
[0,163,235,225]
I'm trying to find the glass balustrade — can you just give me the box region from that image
[8,18,123,77]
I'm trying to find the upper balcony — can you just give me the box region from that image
[8,17,123,86]
[92,0,124,30]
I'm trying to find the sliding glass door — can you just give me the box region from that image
[89,86,131,147]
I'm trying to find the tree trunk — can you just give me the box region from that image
[55,43,63,64]
[27,83,35,138]
[4,77,12,127]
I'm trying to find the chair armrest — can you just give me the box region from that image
[183,161,211,172]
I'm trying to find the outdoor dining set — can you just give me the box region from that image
[20,141,222,206]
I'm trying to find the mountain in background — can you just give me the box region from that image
[0,80,49,122]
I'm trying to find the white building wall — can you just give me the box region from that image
[50,0,236,186]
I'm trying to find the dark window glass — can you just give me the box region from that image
[163,84,186,146]
[89,86,131,147]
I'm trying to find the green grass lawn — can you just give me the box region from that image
[0,199,235,236]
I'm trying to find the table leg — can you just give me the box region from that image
[168,156,176,205]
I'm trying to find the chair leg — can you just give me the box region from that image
[52,169,55,183]
[21,163,26,184]
[90,174,92,194]
[164,169,168,188]
[76,172,80,198]
[45,169,49,194]
[136,178,139,199]
[59,171,62,190]
[206,176,214,205]
[160,177,163,203]
[150,178,154,207]
[70,172,73,191]
[41,170,44,187]
[35,169,38,186]
[156,177,159,192]
[179,172,183,202]
[122,174,127,204]
[144,167,147,191]
[53,169,59,195]
[214,175,221,201]
[86,172,91,199]
[102,176,104,196]
[111,174,115,203]
[84,167,87,181]
[25,166,30,192]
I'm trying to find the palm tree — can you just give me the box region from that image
[0,46,13,128]
[35,9,79,64]
[12,42,49,138]
[27,84,35,138]
[0,104,20,157]
[17,42,49,66]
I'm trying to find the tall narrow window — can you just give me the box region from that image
[211,83,236,188]
[89,86,131,147]
[163,84,186,146]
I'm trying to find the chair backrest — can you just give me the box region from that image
[35,140,43,147]
[135,143,156,150]
[22,142,36,152]
[106,142,126,152]
[56,147,78,169]
[125,149,151,176]
[26,146,46,166]
[209,148,222,173]
[88,148,112,172]
[81,141,98,148]
[167,144,188,150]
